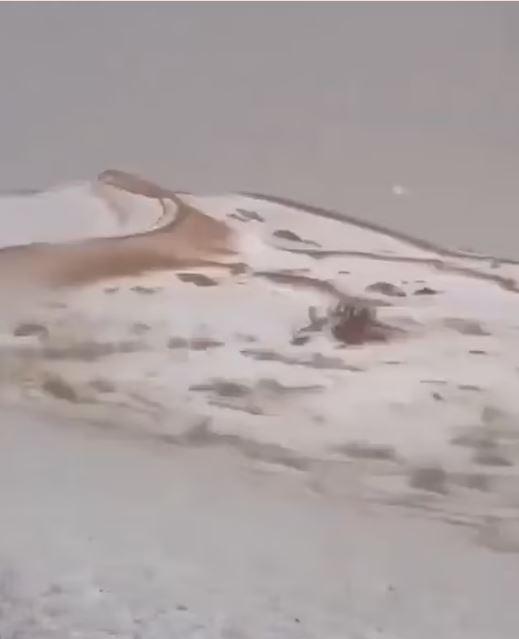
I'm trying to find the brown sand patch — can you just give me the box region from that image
[0,170,237,289]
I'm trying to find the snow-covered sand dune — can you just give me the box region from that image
[0,178,168,248]
[1,171,519,638]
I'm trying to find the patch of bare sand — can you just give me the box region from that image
[0,170,238,289]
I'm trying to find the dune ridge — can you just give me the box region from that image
[0,170,238,288]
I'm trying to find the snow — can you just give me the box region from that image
[1,170,519,637]
[0,181,171,248]
[1,407,519,639]
[184,193,440,259]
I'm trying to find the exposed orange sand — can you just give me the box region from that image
[0,171,238,289]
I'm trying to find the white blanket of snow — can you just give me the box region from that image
[1,407,518,639]
[0,181,171,248]
[1,173,519,638]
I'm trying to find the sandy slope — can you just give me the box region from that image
[0,170,235,288]
[1,171,519,637]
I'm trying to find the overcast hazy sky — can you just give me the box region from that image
[0,2,518,255]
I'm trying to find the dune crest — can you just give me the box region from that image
[0,170,238,288]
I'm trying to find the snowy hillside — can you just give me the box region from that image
[1,170,519,638]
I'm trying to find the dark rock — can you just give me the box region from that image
[131,286,160,295]
[273,229,305,242]
[235,208,265,223]
[443,318,490,336]
[365,281,406,297]
[190,338,224,351]
[272,229,320,246]
[177,273,218,287]
[455,473,490,491]
[89,378,116,393]
[473,450,513,467]
[458,384,482,392]
[42,375,79,403]
[189,380,250,398]
[167,337,189,349]
[330,303,388,345]
[43,340,142,361]
[229,262,248,275]
[409,466,448,494]
[131,322,151,336]
[13,322,48,338]
[334,441,396,461]
[414,286,439,296]
[450,430,494,450]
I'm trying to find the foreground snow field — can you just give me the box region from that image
[1,170,519,637]
[1,407,519,639]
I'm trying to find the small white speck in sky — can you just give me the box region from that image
[391,184,409,197]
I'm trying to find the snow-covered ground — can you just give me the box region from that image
[2,407,519,639]
[1,170,519,638]
[0,181,174,249]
